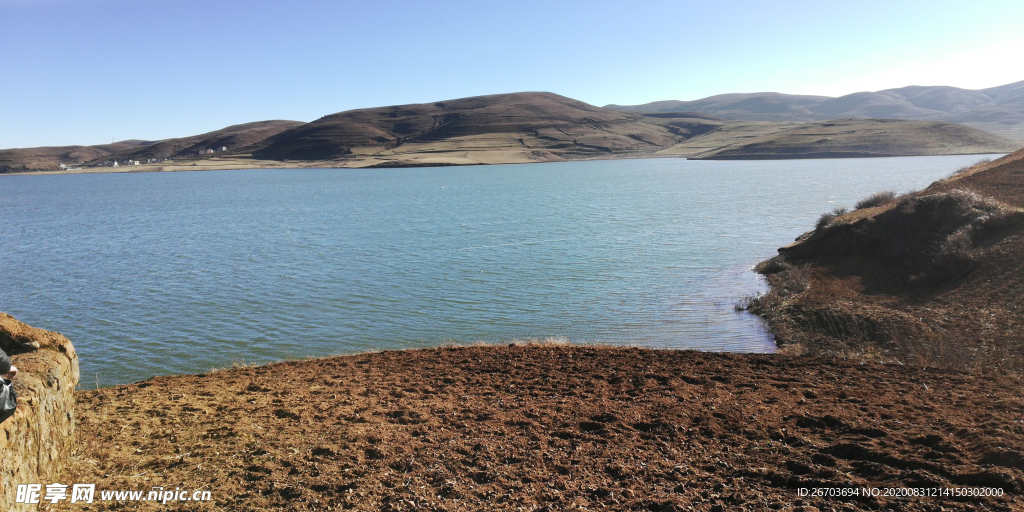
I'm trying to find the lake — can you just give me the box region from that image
[0,154,1000,386]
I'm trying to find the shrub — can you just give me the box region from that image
[908,191,1024,285]
[919,226,977,284]
[815,207,848,230]
[855,191,898,210]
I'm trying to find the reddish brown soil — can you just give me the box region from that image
[64,346,1023,511]
[930,150,1024,206]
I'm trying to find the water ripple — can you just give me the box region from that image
[0,154,1002,385]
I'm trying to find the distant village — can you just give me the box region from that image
[62,145,231,170]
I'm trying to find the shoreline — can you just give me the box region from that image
[2,149,1012,177]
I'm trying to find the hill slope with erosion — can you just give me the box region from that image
[750,148,1024,370]
[608,80,1024,142]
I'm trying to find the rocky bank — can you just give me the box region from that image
[750,148,1024,370]
[0,313,80,510]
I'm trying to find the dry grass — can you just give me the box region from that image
[750,185,1024,377]
[773,342,806,356]
[854,190,898,210]
[815,207,849,230]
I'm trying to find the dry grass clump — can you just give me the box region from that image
[854,190,898,210]
[909,190,1024,285]
[815,207,849,230]
[919,225,976,284]
[877,333,1024,377]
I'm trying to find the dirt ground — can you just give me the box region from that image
[61,345,1022,511]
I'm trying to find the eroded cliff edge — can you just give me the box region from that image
[749,148,1024,370]
[0,312,80,508]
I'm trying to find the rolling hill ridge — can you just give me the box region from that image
[607,80,1024,142]
[250,92,719,164]
[2,89,1020,173]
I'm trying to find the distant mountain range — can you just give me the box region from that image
[605,80,1024,142]
[2,87,1021,173]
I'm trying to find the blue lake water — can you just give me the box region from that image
[0,155,1000,386]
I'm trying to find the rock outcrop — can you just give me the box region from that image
[0,312,79,509]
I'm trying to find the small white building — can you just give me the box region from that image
[112,160,118,167]
[219,146,227,152]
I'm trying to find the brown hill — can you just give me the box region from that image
[750,148,1024,370]
[251,92,716,163]
[691,118,1019,159]
[101,120,304,162]
[0,121,303,173]
[5,92,1019,174]
[0,140,153,173]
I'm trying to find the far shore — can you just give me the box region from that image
[1,150,1011,177]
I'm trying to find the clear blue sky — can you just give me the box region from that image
[2,0,1023,148]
